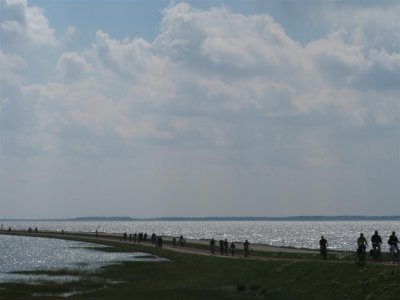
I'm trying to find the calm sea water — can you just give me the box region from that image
[2,220,398,251]
[0,235,163,282]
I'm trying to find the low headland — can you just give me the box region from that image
[0,229,399,300]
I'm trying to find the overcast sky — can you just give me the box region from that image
[1,0,399,219]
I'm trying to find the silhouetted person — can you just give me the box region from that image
[144,232,148,242]
[244,240,250,257]
[319,236,328,260]
[28,227,32,233]
[61,229,64,235]
[95,230,98,238]
[179,235,185,246]
[357,233,368,262]
[230,242,236,256]
[151,233,156,245]
[138,232,143,243]
[224,239,229,255]
[210,238,216,254]
[34,227,38,233]
[8,227,11,232]
[388,232,399,252]
[133,233,137,243]
[173,237,177,247]
[123,232,127,242]
[371,231,382,251]
[357,233,368,249]
[157,236,163,248]
[219,240,224,255]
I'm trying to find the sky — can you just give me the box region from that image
[0,0,399,219]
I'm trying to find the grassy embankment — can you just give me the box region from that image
[0,232,399,300]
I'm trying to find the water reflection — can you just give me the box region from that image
[0,235,164,283]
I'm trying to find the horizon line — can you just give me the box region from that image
[1,215,399,221]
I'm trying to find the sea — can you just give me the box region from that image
[2,220,398,252]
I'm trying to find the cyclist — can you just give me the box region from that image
[371,231,382,262]
[319,236,328,260]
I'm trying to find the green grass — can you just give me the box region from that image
[0,233,399,300]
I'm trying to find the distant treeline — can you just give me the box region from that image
[1,215,399,221]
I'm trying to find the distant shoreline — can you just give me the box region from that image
[1,215,399,222]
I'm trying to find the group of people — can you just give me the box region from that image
[120,232,148,243]
[172,235,186,247]
[319,231,399,263]
[209,238,250,257]
[27,227,38,233]
[119,232,164,248]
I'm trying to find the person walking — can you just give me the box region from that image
[224,239,229,255]
[210,238,216,254]
[388,231,399,264]
[230,242,236,256]
[357,233,368,262]
[244,240,250,257]
[219,240,224,255]
[319,236,328,260]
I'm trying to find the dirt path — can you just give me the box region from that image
[1,230,398,266]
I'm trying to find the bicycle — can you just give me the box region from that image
[371,244,381,263]
[389,245,399,264]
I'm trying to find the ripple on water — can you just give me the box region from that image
[0,235,166,283]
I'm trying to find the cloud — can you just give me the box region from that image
[56,52,92,81]
[2,2,399,158]
[64,25,79,42]
[1,1,399,217]
[0,0,59,50]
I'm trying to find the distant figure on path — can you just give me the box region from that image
[224,239,229,255]
[219,240,224,255]
[388,232,399,264]
[151,233,156,245]
[388,232,399,252]
[144,232,148,242]
[123,232,127,242]
[173,237,177,247]
[95,230,98,238]
[61,229,64,235]
[133,233,137,243]
[210,238,216,254]
[28,227,32,233]
[244,240,250,257]
[357,233,368,262]
[8,227,11,232]
[157,236,163,248]
[179,235,185,246]
[371,231,382,251]
[370,231,382,262]
[319,236,328,260]
[34,227,38,233]
[230,242,236,256]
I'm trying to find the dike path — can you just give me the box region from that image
[0,229,342,262]
[1,229,398,265]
